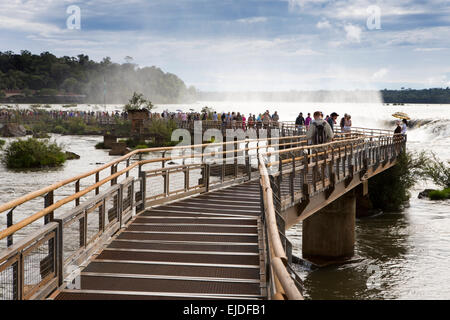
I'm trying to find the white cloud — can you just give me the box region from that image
[237,17,268,24]
[0,16,61,35]
[286,0,328,11]
[289,48,323,56]
[372,68,389,80]
[414,47,446,52]
[344,24,362,43]
[426,75,448,86]
[316,19,331,29]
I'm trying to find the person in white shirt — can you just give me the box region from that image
[401,119,408,136]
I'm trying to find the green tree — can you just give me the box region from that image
[124,92,154,112]
[369,151,428,211]
[421,153,450,189]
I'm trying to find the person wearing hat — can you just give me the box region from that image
[394,120,402,135]
[327,112,339,131]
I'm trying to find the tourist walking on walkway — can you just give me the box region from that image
[272,111,279,128]
[295,112,305,134]
[241,114,246,130]
[306,111,334,179]
[401,119,407,136]
[327,112,339,131]
[306,111,334,145]
[262,111,271,129]
[305,113,312,131]
[340,114,347,132]
[401,119,408,142]
[343,114,352,134]
[394,121,402,135]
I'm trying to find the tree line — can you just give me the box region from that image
[199,88,450,104]
[0,50,197,104]
[381,88,450,104]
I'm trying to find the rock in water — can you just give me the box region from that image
[418,189,435,199]
[1,124,27,137]
[109,142,131,156]
[65,151,81,160]
[33,132,50,139]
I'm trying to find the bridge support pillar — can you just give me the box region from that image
[302,191,355,266]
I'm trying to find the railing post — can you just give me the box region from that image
[234,138,238,179]
[313,149,318,193]
[203,164,210,192]
[79,209,86,248]
[54,218,64,287]
[7,207,15,247]
[95,172,100,195]
[126,159,130,178]
[119,184,124,227]
[164,169,170,197]
[246,142,252,181]
[44,191,54,224]
[75,180,80,207]
[17,255,24,300]
[290,153,295,204]
[111,165,117,186]
[138,168,146,212]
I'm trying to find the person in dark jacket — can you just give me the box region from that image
[327,112,339,131]
[295,112,305,134]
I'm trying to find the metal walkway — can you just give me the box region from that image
[1,128,405,300]
[53,182,264,300]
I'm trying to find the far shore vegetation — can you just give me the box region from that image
[2,51,450,105]
[0,51,197,104]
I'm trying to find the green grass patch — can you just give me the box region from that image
[429,188,450,200]
[95,142,108,149]
[0,139,5,149]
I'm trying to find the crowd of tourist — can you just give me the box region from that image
[294,111,353,134]
[0,108,282,129]
[0,108,129,123]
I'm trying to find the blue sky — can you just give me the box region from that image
[0,0,449,91]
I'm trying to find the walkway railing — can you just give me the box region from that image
[0,128,404,300]
[259,153,304,300]
[256,131,406,300]
[0,133,307,300]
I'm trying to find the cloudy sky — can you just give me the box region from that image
[1,0,450,91]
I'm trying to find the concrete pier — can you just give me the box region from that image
[302,191,356,265]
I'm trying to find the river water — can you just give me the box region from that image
[1,102,449,299]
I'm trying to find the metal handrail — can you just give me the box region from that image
[0,133,305,216]
[258,153,303,300]
[0,126,402,300]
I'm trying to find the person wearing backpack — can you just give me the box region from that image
[306,111,335,181]
[306,111,334,145]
